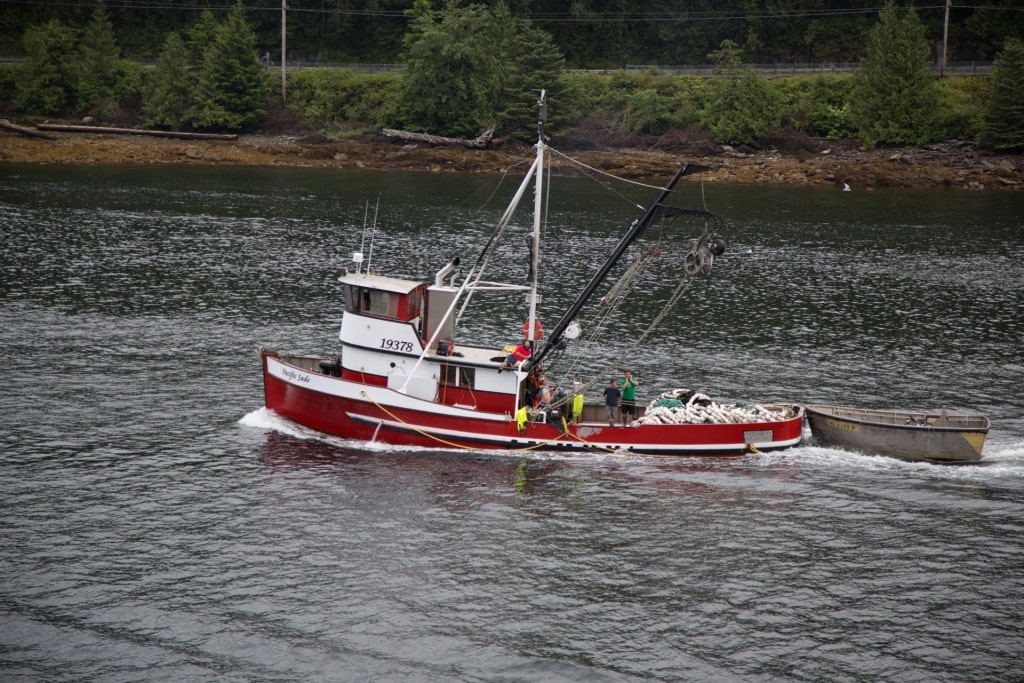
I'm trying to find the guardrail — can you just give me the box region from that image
[0,57,992,76]
[262,61,993,75]
[622,61,992,75]
[258,60,404,72]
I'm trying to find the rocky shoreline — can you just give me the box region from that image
[2,127,1021,191]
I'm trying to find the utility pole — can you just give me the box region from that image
[941,0,950,78]
[281,0,287,102]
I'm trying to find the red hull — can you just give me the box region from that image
[261,351,804,456]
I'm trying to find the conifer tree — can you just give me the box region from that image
[188,11,219,68]
[399,1,505,137]
[16,19,78,115]
[397,0,564,140]
[143,32,193,130]
[76,5,120,114]
[193,3,267,131]
[852,2,941,148]
[493,6,566,139]
[980,39,1024,151]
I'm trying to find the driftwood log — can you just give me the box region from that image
[381,126,494,149]
[0,119,58,140]
[35,124,238,141]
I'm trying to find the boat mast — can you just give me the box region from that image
[525,90,546,342]
[527,161,707,371]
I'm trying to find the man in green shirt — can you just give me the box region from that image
[618,370,639,425]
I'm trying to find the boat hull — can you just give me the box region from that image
[805,404,988,462]
[261,350,804,456]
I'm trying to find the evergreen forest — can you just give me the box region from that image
[2,0,1021,65]
[1,1,1022,151]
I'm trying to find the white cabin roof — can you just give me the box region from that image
[338,271,422,295]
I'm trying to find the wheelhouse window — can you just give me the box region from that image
[344,285,392,317]
[440,364,475,389]
[342,283,425,322]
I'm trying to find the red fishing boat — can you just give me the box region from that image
[260,91,803,456]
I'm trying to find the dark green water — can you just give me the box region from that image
[2,163,1023,682]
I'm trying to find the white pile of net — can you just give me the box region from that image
[633,389,795,426]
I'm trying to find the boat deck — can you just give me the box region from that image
[427,340,511,368]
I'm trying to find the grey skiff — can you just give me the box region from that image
[804,404,990,463]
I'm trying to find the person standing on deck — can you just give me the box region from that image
[618,371,639,425]
[603,379,621,426]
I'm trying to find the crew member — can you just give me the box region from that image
[618,370,639,424]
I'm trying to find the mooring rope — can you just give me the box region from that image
[360,391,579,452]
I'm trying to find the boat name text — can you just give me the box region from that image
[380,338,415,353]
[281,368,311,384]
[826,419,859,431]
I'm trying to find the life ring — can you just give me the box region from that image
[522,319,544,339]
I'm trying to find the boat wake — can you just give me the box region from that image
[763,441,1024,481]
[239,407,406,452]
[241,408,1024,478]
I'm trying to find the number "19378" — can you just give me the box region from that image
[380,338,414,353]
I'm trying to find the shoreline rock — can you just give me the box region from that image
[1,129,1021,191]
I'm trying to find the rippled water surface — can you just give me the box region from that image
[2,164,1023,682]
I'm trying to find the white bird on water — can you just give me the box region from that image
[843,182,851,191]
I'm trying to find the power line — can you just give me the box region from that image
[2,0,1020,20]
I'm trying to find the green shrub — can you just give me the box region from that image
[807,75,854,139]
[287,70,401,128]
[558,71,609,120]
[557,70,710,139]
[767,74,853,139]
[937,76,989,141]
[668,74,714,127]
[106,59,145,122]
[700,70,781,145]
[770,76,813,131]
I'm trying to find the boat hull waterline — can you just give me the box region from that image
[262,352,804,456]
[805,404,989,463]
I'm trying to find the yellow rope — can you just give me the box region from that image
[359,391,577,453]
[554,416,621,453]
[362,391,488,450]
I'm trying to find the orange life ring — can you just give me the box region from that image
[522,319,544,339]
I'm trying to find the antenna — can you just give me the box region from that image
[353,201,371,275]
[537,88,547,140]
[366,195,381,273]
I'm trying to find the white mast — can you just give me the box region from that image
[525,89,546,342]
